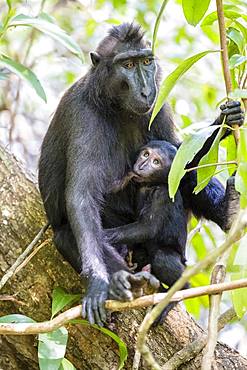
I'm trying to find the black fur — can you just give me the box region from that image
[105,140,239,293]
[105,142,188,323]
[106,140,239,324]
[105,141,188,282]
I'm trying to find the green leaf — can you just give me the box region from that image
[227,27,244,53]
[236,162,247,208]
[149,50,218,126]
[1,8,16,33]
[152,0,170,52]
[97,326,128,370]
[234,233,247,266]
[227,242,240,272]
[185,272,210,318]
[59,358,76,370]
[191,272,210,287]
[225,134,237,176]
[181,114,192,128]
[193,168,228,194]
[8,13,84,61]
[38,327,68,370]
[229,54,247,69]
[223,4,245,12]
[106,18,122,26]
[0,71,9,80]
[201,24,219,43]
[229,89,247,99]
[228,39,240,60]
[203,224,217,248]
[70,320,128,370]
[231,270,247,318]
[7,0,12,10]
[236,127,247,208]
[182,0,211,27]
[191,232,207,259]
[201,10,244,27]
[0,54,46,102]
[200,11,220,26]
[194,126,223,194]
[233,20,247,41]
[168,125,219,199]
[52,287,81,318]
[0,314,36,323]
[237,127,247,162]
[230,70,239,91]
[39,12,56,24]
[184,298,201,319]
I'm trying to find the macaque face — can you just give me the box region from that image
[133,147,172,183]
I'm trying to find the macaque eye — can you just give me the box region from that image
[153,159,160,165]
[123,60,135,69]
[143,58,151,65]
[143,151,149,158]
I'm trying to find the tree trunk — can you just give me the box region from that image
[0,145,246,370]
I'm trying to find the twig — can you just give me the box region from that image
[185,160,237,173]
[0,278,246,335]
[186,220,203,250]
[162,307,236,370]
[132,350,141,370]
[216,0,240,145]
[242,74,247,112]
[136,209,247,369]
[0,223,49,290]
[132,306,152,370]
[0,295,24,305]
[201,245,231,370]
[152,0,170,53]
[110,278,247,310]
[15,239,51,275]
[242,74,247,90]
[216,0,232,94]
[201,261,226,370]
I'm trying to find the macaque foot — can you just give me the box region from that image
[109,270,160,301]
[223,176,240,231]
[82,279,109,327]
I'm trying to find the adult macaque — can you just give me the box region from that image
[39,23,244,326]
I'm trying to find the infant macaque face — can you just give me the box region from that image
[133,147,173,183]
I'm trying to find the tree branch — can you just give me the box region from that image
[0,223,49,290]
[201,261,226,370]
[216,0,240,145]
[0,278,246,335]
[0,224,49,290]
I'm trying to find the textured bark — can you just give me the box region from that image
[0,145,246,370]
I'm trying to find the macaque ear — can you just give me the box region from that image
[90,51,101,66]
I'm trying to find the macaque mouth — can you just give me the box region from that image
[131,171,144,182]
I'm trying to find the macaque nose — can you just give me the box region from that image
[141,86,149,99]
[139,160,148,170]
